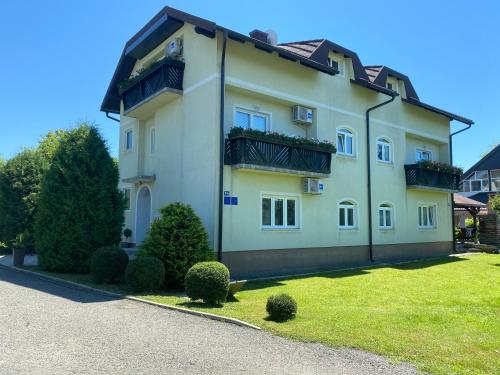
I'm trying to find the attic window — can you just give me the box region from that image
[387,82,393,90]
[328,57,344,76]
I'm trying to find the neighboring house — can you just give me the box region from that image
[101,7,473,278]
[459,144,500,204]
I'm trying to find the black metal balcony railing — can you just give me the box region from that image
[404,164,460,192]
[120,60,185,112]
[225,135,333,175]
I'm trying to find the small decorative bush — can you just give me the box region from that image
[123,228,132,241]
[90,246,129,284]
[139,203,213,287]
[185,262,230,305]
[125,256,164,292]
[266,294,297,322]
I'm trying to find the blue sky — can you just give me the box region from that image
[0,0,498,169]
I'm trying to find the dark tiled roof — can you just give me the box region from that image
[276,39,325,58]
[100,6,473,126]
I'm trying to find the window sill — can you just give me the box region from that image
[339,227,359,232]
[379,227,395,232]
[261,227,301,232]
[417,227,437,231]
[377,160,393,166]
[336,153,357,160]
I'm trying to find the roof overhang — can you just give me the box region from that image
[402,98,474,125]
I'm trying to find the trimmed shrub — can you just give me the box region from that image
[185,262,230,305]
[90,246,129,284]
[139,203,213,287]
[35,124,125,273]
[125,256,164,292]
[266,294,297,322]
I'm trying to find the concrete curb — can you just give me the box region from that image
[0,263,261,331]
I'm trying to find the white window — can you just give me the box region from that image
[416,149,432,161]
[378,203,393,229]
[339,200,357,229]
[462,170,489,192]
[125,130,133,151]
[337,128,354,156]
[491,169,500,191]
[234,108,269,132]
[328,57,344,76]
[418,205,437,229]
[150,128,156,154]
[377,138,392,163]
[123,188,131,210]
[261,195,298,229]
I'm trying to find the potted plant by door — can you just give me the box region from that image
[12,231,29,267]
[122,228,133,248]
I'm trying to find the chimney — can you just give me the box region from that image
[249,29,269,43]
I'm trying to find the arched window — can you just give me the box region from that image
[377,137,392,162]
[339,200,356,228]
[378,203,393,229]
[337,128,354,156]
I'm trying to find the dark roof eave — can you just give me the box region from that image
[402,98,473,125]
[350,79,397,96]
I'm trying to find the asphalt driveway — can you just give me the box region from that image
[0,266,417,375]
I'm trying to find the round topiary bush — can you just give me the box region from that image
[90,246,129,284]
[125,256,164,292]
[266,294,297,322]
[185,262,230,305]
[139,203,213,287]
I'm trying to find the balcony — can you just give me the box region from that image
[225,134,334,176]
[404,164,460,192]
[119,59,184,119]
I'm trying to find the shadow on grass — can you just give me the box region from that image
[239,256,468,292]
[178,300,226,310]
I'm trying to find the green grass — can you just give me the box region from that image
[26,254,500,375]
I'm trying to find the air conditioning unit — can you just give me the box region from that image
[166,38,182,58]
[303,178,324,194]
[292,105,313,124]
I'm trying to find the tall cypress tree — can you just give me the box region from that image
[35,124,124,272]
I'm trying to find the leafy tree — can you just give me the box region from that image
[490,194,500,213]
[35,124,125,273]
[140,203,214,287]
[0,149,45,248]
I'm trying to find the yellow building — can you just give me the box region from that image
[101,7,473,278]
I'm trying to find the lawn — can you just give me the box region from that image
[28,254,499,375]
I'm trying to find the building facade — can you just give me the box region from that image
[101,7,473,278]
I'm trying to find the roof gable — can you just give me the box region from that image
[462,144,500,180]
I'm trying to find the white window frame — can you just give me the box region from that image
[124,129,133,151]
[327,57,345,77]
[233,106,271,132]
[338,199,358,230]
[150,127,156,154]
[336,127,355,157]
[462,170,489,192]
[123,188,131,211]
[378,203,394,230]
[418,204,437,229]
[490,169,500,191]
[377,137,392,163]
[386,78,399,93]
[261,193,300,230]
[416,149,432,162]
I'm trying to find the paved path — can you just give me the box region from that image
[0,266,418,375]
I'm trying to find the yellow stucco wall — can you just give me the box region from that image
[118,26,454,253]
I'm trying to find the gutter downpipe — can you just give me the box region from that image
[449,123,472,252]
[217,30,228,262]
[366,93,397,262]
[106,112,120,123]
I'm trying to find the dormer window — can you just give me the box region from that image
[386,78,398,93]
[328,57,344,76]
[387,82,393,90]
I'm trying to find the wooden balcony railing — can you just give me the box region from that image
[225,135,333,175]
[404,164,460,192]
[120,59,184,112]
